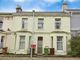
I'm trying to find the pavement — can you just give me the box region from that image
[0,57,80,60]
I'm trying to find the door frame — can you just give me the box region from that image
[37,36,43,54]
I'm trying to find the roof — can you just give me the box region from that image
[0,11,70,17]
[66,9,80,11]
[66,9,80,14]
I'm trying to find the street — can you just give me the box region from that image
[0,57,80,60]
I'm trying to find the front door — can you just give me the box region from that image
[37,37,43,54]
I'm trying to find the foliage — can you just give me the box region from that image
[68,36,80,56]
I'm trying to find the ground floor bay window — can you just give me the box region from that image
[57,36,63,50]
[7,33,69,55]
[19,36,25,49]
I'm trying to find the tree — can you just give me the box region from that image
[69,36,80,56]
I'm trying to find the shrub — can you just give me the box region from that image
[68,36,80,56]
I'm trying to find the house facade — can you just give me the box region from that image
[0,1,71,55]
[0,11,71,55]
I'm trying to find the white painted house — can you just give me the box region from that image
[0,1,71,55]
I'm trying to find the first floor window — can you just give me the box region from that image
[22,18,28,29]
[19,36,25,49]
[38,18,44,29]
[0,21,3,30]
[55,22,61,29]
[55,18,61,29]
[57,36,63,50]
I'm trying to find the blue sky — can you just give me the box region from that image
[0,0,80,12]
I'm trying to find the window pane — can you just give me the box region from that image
[55,18,61,29]
[57,36,63,50]
[57,36,63,41]
[38,18,44,29]
[38,23,43,29]
[19,36,25,49]
[55,22,61,29]
[57,42,63,50]
[0,21,3,29]
[22,18,28,29]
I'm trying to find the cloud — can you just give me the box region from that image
[68,0,77,2]
[14,0,26,2]
[25,7,45,12]
[0,9,15,12]
[43,0,61,3]
[0,7,45,12]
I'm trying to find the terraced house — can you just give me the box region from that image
[0,2,71,55]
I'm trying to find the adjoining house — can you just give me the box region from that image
[66,9,80,37]
[0,1,71,55]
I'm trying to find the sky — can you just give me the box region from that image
[0,0,80,12]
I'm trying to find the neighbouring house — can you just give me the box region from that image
[0,1,71,55]
[66,9,80,37]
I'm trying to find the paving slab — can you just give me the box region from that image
[0,57,80,60]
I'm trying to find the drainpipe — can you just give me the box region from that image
[30,10,35,58]
[14,32,17,54]
[69,11,72,51]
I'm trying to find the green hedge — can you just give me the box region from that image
[68,36,80,56]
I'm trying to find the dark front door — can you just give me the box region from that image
[37,37,43,54]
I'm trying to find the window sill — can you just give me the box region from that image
[37,29,44,31]
[55,29,61,31]
[21,29,28,31]
[56,50,64,52]
[19,49,25,51]
[55,28,61,30]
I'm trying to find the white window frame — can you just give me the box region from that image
[22,18,28,29]
[19,36,25,50]
[38,18,44,29]
[57,36,63,50]
[55,18,61,29]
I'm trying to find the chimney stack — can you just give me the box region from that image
[16,5,22,13]
[62,0,68,12]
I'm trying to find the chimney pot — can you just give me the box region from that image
[16,5,22,13]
